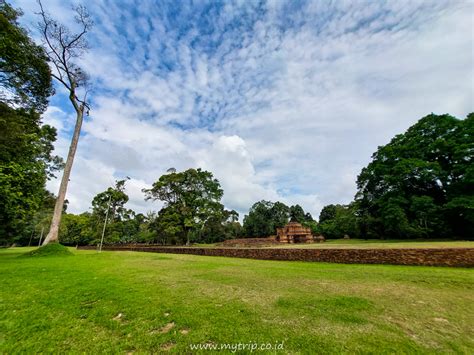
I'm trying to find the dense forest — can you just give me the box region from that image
[1,2,473,246]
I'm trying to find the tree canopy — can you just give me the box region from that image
[317,204,358,239]
[0,99,61,244]
[355,113,473,239]
[0,2,59,245]
[92,179,133,222]
[143,168,225,245]
[0,1,53,112]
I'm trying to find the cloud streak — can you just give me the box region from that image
[14,0,474,219]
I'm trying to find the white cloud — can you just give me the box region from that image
[41,106,67,132]
[196,135,280,212]
[14,0,473,220]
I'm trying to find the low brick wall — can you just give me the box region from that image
[78,245,474,267]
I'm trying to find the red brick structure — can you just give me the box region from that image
[220,238,279,247]
[276,221,316,243]
[78,245,474,267]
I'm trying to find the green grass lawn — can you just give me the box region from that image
[1,247,473,353]
[193,239,474,249]
[267,239,474,249]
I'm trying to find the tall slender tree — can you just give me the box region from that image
[38,1,93,245]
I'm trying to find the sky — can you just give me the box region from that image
[13,0,474,220]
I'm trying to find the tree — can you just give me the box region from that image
[289,204,305,222]
[318,203,359,239]
[243,200,290,237]
[128,213,156,244]
[150,207,185,245]
[319,205,337,224]
[355,113,473,239]
[194,209,241,243]
[58,212,94,246]
[0,2,58,245]
[92,179,132,222]
[243,200,275,237]
[89,179,136,245]
[242,201,317,238]
[143,168,224,245]
[38,1,93,245]
[0,102,61,244]
[0,1,53,111]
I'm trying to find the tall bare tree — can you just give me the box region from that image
[38,0,92,245]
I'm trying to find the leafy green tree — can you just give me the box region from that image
[150,207,185,245]
[194,209,241,243]
[223,220,243,240]
[92,179,132,222]
[319,205,338,224]
[409,195,446,237]
[0,1,53,111]
[289,204,305,222]
[130,213,156,244]
[243,200,289,237]
[58,212,94,246]
[318,203,359,239]
[0,102,61,244]
[378,197,411,238]
[143,168,225,245]
[272,202,291,227]
[90,179,136,244]
[356,113,473,239]
[0,2,58,245]
[243,201,317,237]
[243,200,274,237]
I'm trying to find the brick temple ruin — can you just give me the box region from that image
[276,221,323,243]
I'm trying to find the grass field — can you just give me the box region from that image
[267,239,474,249]
[1,247,473,353]
[193,239,474,249]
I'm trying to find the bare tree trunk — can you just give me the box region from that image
[37,1,92,246]
[42,108,83,245]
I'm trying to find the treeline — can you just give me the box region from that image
[243,201,317,236]
[17,174,319,246]
[15,110,474,247]
[21,170,244,246]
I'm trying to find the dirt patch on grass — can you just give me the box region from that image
[151,322,175,335]
[160,342,175,351]
[160,322,175,334]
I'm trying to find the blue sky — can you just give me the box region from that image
[13,0,474,218]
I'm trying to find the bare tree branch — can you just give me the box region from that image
[36,0,93,245]
[36,0,93,111]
